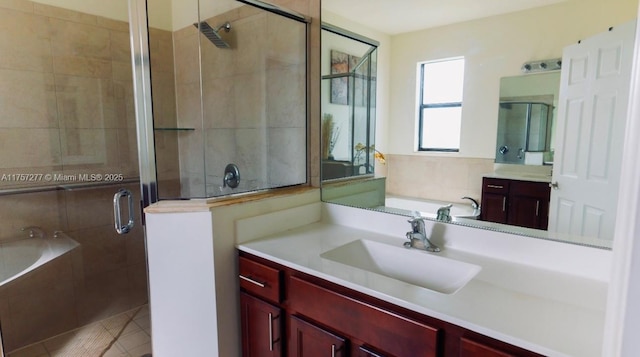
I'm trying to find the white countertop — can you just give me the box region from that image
[238,221,607,357]
[484,171,552,183]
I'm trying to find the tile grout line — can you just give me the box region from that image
[99,306,142,357]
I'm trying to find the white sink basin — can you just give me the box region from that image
[320,239,481,294]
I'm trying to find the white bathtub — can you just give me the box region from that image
[384,196,480,220]
[0,232,79,287]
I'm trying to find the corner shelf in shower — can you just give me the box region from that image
[153,127,196,131]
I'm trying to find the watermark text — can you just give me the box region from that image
[1,173,125,183]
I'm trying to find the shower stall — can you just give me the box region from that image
[495,101,552,165]
[145,0,309,200]
[0,0,309,355]
[0,1,149,355]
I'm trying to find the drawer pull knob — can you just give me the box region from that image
[239,274,266,288]
[359,346,383,357]
[331,344,336,357]
[487,184,504,189]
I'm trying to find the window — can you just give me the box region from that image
[417,57,465,151]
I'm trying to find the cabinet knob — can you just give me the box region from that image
[549,182,559,190]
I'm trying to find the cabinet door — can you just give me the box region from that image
[460,338,515,357]
[509,181,551,230]
[480,193,508,224]
[508,195,543,229]
[289,315,347,357]
[240,292,282,357]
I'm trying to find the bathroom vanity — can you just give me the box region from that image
[237,203,609,357]
[480,176,551,230]
[239,251,542,356]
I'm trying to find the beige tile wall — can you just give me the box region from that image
[0,1,148,353]
[385,154,494,203]
[172,4,308,197]
[0,1,139,188]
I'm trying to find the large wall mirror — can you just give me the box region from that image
[320,0,639,249]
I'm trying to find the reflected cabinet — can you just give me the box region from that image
[480,177,551,230]
[238,251,543,357]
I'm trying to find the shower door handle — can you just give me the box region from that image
[113,189,135,234]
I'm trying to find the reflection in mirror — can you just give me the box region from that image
[320,0,639,249]
[321,24,378,181]
[495,72,560,165]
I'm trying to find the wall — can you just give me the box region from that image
[27,0,128,22]
[145,188,321,356]
[386,155,494,202]
[389,0,638,158]
[0,1,149,352]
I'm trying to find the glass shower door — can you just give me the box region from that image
[496,102,529,164]
[144,0,309,200]
[495,102,552,164]
[0,1,151,356]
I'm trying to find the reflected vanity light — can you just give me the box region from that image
[521,58,562,73]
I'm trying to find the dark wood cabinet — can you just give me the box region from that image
[239,252,542,357]
[288,315,347,357]
[481,177,550,230]
[481,193,508,224]
[288,276,438,357]
[240,292,283,356]
[239,256,284,356]
[480,178,510,224]
[460,337,516,357]
[239,256,282,304]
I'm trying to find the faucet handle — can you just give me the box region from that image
[407,212,425,234]
[436,205,453,222]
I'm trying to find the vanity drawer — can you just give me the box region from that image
[288,276,439,357]
[482,177,510,194]
[510,180,550,198]
[239,256,282,304]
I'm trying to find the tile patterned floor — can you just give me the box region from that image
[7,305,151,357]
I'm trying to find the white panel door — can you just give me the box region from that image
[549,20,636,240]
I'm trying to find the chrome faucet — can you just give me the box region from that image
[461,196,479,210]
[404,212,440,252]
[21,226,45,239]
[436,204,453,222]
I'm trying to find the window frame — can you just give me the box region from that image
[417,57,465,152]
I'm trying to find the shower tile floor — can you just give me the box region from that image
[6,305,152,357]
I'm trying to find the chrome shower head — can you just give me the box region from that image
[194,21,231,49]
